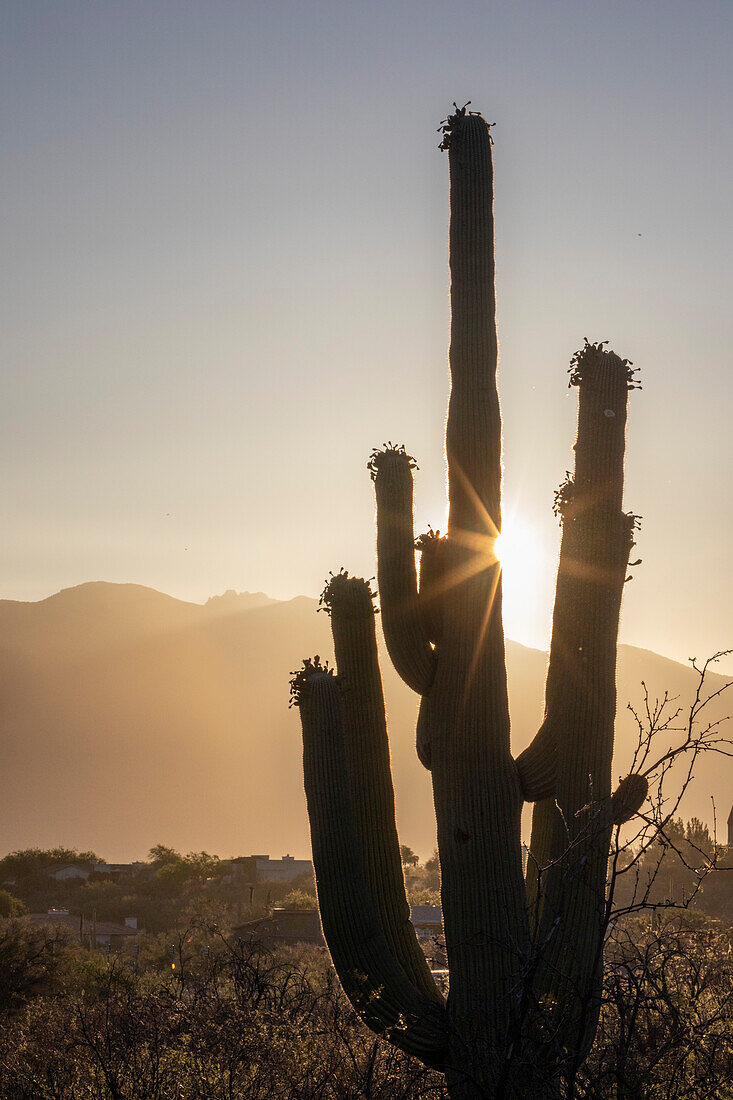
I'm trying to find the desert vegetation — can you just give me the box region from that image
[0,905,732,1098]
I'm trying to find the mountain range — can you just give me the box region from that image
[1,582,730,861]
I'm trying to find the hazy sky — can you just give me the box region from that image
[3,0,732,672]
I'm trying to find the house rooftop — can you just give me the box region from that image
[29,911,140,937]
[410,905,443,926]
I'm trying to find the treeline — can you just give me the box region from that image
[611,816,733,922]
[0,845,317,934]
[399,819,733,924]
[2,820,731,942]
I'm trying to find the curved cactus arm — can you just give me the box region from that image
[610,772,648,825]
[514,720,557,803]
[369,445,436,695]
[415,695,436,770]
[516,724,648,816]
[294,663,449,1065]
[525,342,639,1059]
[321,571,443,1004]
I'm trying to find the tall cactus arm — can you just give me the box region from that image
[293,662,449,1065]
[416,528,449,645]
[369,445,436,695]
[519,345,636,808]
[413,529,450,770]
[525,342,640,1059]
[443,113,501,543]
[320,570,443,1003]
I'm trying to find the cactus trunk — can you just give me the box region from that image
[291,107,643,1098]
[430,113,529,1094]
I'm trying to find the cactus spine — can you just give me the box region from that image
[291,107,645,1098]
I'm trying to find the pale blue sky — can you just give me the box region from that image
[2,0,732,670]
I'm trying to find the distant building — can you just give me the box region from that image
[46,861,144,882]
[410,905,443,941]
[49,865,93,882]
[233,903,443,952]
[92,863,144,877]
[29,909,140,948]
[232,907,325,947]
[229,854,313,884]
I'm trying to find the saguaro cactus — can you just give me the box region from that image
[291,106,646,1098]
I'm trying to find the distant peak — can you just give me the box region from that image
[12,581,190,607]
[205,590,277,612]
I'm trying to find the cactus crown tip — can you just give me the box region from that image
[568,339,641,390]
[553,473,576,524]
[624,512,643,542]
[319,568,378,618]
[288,654,335,707]
[414,525,446,550]
[367,442,418,482]
[437,102,494,150]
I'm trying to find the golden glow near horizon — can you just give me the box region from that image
[2,3,731,676]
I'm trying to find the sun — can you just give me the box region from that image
[493,529,517,568]
[493,532,508,564]
[492,520,539,581]
[490,517,550,648]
